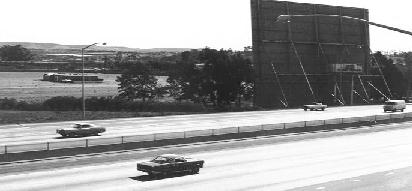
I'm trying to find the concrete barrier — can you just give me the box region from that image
[359,115,376,122]
[155,132,185,140]
[88,137,121,147]
[262,123,284,130]
[239,125,263,133]
[343,117,358,124]
[325,118,342,125]
[376,115,390,120]
[50,140,85,150]
[214,127,238,135]
[185,129,213,138]
[285,121,305,129]
[305,120,324,127]
[7,143,47,153]
[390,113,405,119]
[123,134,154,143]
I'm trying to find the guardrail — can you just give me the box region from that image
[2,112,412,155]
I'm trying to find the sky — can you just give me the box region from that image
[1,0,412,52]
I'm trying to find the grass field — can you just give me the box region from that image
[0,110,198,125]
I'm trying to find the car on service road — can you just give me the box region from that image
[383,100,406,112]
[303,102,327,111]
[136,154,204,177]
[56,123,106,137]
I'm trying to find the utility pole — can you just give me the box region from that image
[350,74,354,105]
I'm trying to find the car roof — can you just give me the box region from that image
[386,100,405,103]
[159,154,183,159]
[74,123,93,126]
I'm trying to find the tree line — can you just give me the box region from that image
[116,48,255,108]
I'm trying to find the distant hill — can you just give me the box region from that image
[0,42,193,52]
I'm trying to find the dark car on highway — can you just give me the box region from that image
[136,154,204,177]
[56,123,106,137]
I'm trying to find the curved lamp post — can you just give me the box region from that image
[276,14,412,36]
[81,42,106,119]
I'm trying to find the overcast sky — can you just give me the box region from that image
[1,0,412,52]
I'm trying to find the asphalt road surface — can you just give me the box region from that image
[0,105,408,147]
[2,122,412,191]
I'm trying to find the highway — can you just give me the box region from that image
[2,122,412,191]
[0,105,408,146]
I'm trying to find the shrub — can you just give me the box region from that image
[43,96,81,111]
[0,98,18,110]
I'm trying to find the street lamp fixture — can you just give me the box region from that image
[276,14,412,36]
[81,42,106,119]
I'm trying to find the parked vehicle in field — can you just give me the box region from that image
[136,154,204,177]
[303,102,327,111]
[56,123,106,137]
[383,100,406,112]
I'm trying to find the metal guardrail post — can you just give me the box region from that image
[4,145,7,154]
[212,129,215,136]
[47,142,50,151]
[237,127,240,133]
[304,121,307,127]
[184,131,186,139]
[121,136,124,144]
[85,139,88,148]
[154,134,157,141]
[283,123,286,129]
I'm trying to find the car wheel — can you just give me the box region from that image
[321,108,325,111]
[401,109,404,112]
[304,108,307,111]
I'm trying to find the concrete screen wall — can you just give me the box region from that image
[251,0,370,107]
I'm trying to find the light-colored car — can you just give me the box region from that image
[383,100,406,112]
[303,102,327,111]
[56,123,106,137]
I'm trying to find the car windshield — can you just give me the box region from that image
[72,124,91,129]
[151,156,171,163]
[385,102,396,105]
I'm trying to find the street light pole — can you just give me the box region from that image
[276,14,412,37]
[81,42,105,119]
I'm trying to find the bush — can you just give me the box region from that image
[16,101,43,111]
[43,96,81,111]
[0,98,18,109]
[0,96,254,113]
